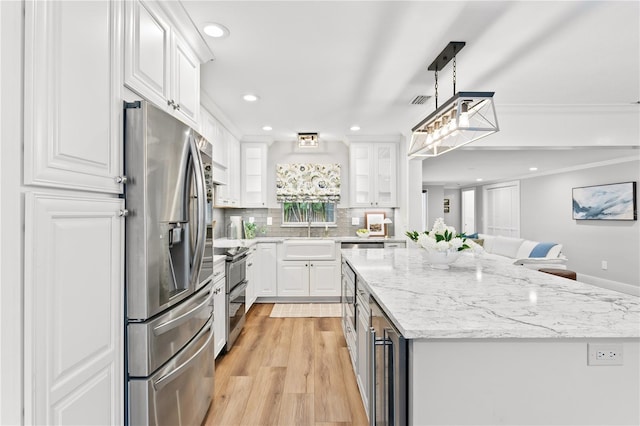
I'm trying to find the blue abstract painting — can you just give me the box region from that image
[572,182,637,220]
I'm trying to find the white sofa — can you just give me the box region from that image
[476,234,568,270]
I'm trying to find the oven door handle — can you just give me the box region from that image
[153,316,214,391]
[153,287,214,336]
[229,280,248,300]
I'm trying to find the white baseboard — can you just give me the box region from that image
[577,273,640,297]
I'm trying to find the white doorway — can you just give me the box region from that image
[483,181,521,237]
[461,188,475,235]
[422,189,428,231]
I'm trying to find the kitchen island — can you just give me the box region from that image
[342,247,640,425]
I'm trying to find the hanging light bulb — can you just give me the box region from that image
[447,110,459,137]
[424,126,433,146]
[449,110,458,131]
[441,116,450,139]
[433,121,441,139]
[459,102,470,128]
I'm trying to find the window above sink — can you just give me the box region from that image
[282,202,336,227]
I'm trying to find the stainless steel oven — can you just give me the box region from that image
[225,248,248,351]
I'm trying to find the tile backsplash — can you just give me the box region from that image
[213,207,395,239]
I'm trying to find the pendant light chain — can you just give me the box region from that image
[434,69,439,109]
[452,56,457,95]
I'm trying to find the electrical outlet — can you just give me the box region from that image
[352,217,360,226]
[588,343,623,366]
[601,260,608,270]
[266,217,272,226]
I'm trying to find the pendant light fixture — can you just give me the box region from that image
[408,42,499,158]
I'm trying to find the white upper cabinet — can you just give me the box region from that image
[215,132,240,208]
[200,106,228,185]
[124,0,169,107]
[171,31,200,125]
[241,142,268,207]
[124,0,200,128]
[350,142,397,207]
[227,136,241,206]
[24,0,123,194]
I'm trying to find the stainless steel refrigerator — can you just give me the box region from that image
[124,101,214,426]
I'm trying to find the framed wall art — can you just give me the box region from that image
[365,211,386,236]
[572,181,637,221]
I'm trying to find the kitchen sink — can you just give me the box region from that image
[281,239,336,260]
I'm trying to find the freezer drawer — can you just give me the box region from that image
[128,282,214,377]
[128,316,215,426]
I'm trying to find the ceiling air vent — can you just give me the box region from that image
[410,95,430,105]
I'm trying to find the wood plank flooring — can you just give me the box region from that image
[203,303,368,426]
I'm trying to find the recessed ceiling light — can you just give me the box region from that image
[262,125,272,131]
[476,178,483,182]
[350,125,361,131]
[529,167,538,171]
[243,94,259,102]
[203,23,229,38]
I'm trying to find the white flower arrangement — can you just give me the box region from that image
[409,218,473,253]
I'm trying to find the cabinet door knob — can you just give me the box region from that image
[118,209,129,217]
[167,99,175,107]
[115,176,128,184]
[175,103,181,111]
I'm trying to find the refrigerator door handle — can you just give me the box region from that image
[152,286,214,336]
[188,134,207,286]
[153,316,214,391]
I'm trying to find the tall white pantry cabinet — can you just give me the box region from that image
[2,1,124,424]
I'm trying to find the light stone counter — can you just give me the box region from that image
[214,236,407,245]
[342,247,640,339]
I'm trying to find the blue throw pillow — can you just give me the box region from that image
[464,232,479,239]
[529,242,557,258]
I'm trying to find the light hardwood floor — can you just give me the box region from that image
[203,303,368,426]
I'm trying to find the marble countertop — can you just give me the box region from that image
[342,248,640,340]
[213,236,406,246]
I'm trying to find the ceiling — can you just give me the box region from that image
[182,1,640,186]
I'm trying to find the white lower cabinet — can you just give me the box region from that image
[277,261,309,296]
[24,192,124,425]
[277,260,340,297]
[212,261,226,358]
[310,261,341,296]
[356,295,370,415]
[246,247,257,311]
[257,243,277,297]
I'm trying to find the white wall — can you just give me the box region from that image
[520,160,640,288]
[423,185,444,231]
[443,188,461,232]
[264,139,350,208]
